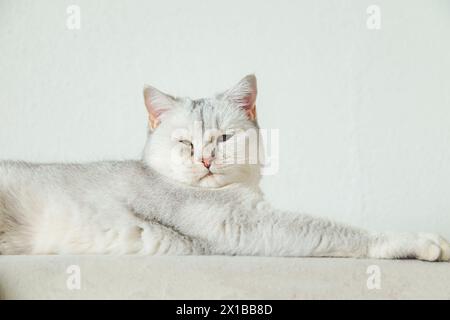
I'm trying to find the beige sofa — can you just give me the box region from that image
[0,255,449,299]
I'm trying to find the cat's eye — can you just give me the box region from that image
[179,140,193,148]
[179,140,194,156]
[218,134,233,143]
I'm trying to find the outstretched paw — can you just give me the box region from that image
[416,233,450,262]
[369,232,450,262]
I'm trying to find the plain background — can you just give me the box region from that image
[1,0,449,236]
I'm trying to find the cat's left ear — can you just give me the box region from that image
[223,74,258,120]
[143,85,176,130]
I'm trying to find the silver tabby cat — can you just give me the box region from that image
[0,75,449,260]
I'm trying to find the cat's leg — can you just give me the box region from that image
[180,201,450,261]
[260,213,450,261]
[0,192,32,255]
[138,220,207,256]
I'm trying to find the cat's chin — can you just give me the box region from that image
[172,171,234,189]
[195,173,228,189]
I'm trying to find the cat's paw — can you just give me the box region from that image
[415,233,450,262]
[369,232,450,262]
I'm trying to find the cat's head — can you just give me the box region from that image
[142,75,262,188]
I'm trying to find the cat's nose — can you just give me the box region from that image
[202,157,213,169]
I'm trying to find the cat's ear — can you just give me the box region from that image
[143,85,176,130]
[223,74,258,120]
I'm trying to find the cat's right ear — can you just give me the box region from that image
[143,85,176,131]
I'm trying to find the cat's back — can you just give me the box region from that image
[0,160,149,194]
[0,160,258,201]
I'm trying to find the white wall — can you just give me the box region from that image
[1,0,450,236]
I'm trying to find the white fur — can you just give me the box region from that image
[0,75,449,261]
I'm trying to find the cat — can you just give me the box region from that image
[0,75,449,261]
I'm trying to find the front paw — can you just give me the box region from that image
[415,233,450,262]
[369,232,450,262]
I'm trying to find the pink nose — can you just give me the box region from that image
[202,158,212,169]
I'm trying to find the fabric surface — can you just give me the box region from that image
[0,255,448,299]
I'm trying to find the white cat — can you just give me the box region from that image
[0,75,449,261]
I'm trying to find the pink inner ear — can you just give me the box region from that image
[145,94,168,120]
[240,96,255,110]
[149,108,168,118]
[147,107,168,130]
[238,91,257,112]
[238,95,256,120]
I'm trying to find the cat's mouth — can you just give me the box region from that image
[200,171,217,180]
[202,171,213,179]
